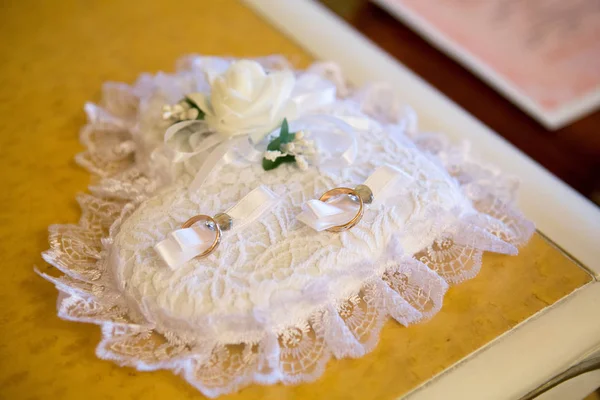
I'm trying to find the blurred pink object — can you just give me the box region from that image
[377,0,600,128]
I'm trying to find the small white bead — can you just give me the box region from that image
[296,155,308,170]
[187,108,200,120]
[285,142,296,153]
[264,150,283,161]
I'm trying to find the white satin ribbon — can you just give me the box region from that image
[154,222,216,269]
[364,164,413,205]
[297,164,414,232]
[297,195,359,232]
[292,73,336,110]
[155,186,279,269]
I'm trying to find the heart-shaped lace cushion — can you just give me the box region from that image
[41,56,534,398]
[112,119,476,341]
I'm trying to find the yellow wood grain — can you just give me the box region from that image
[0,0,591,399]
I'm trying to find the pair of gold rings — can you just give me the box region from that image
[182,184,373,258]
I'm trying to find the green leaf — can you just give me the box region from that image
[262,154,296,171]
[279,118,290,143]
[184,97,205,120]
[262,118,298,171]
[266,137,281,152]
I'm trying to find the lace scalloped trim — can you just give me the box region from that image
[38,58,534,398]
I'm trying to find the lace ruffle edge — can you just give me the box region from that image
[38,61,534,398]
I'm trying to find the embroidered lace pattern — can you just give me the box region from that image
[40,56,534,398]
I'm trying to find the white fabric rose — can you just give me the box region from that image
[190,60,297,143]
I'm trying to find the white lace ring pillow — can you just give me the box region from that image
[41,55,534,398]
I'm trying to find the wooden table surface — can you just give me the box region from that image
[0,1,593,399]
[322,0,600,203]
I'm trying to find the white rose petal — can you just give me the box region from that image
[191,60,297,142]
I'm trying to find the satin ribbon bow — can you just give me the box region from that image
[163,74,368,192]
[297,195,360,232]
[297,164,413,232]
[155,186,279,269]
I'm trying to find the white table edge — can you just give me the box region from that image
[404,281,600,400]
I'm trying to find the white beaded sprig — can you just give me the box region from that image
[162,99,201,123]
[264,130,315,170]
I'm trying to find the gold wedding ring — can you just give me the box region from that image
[181,215,222,258]
[319,187,365,232]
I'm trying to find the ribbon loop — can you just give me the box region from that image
[155,218,217,268]
[164,120,226,162]
[292,73,337,112]
[298,196,360,232]
[297,164,415,232]
[155,186,279,269]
